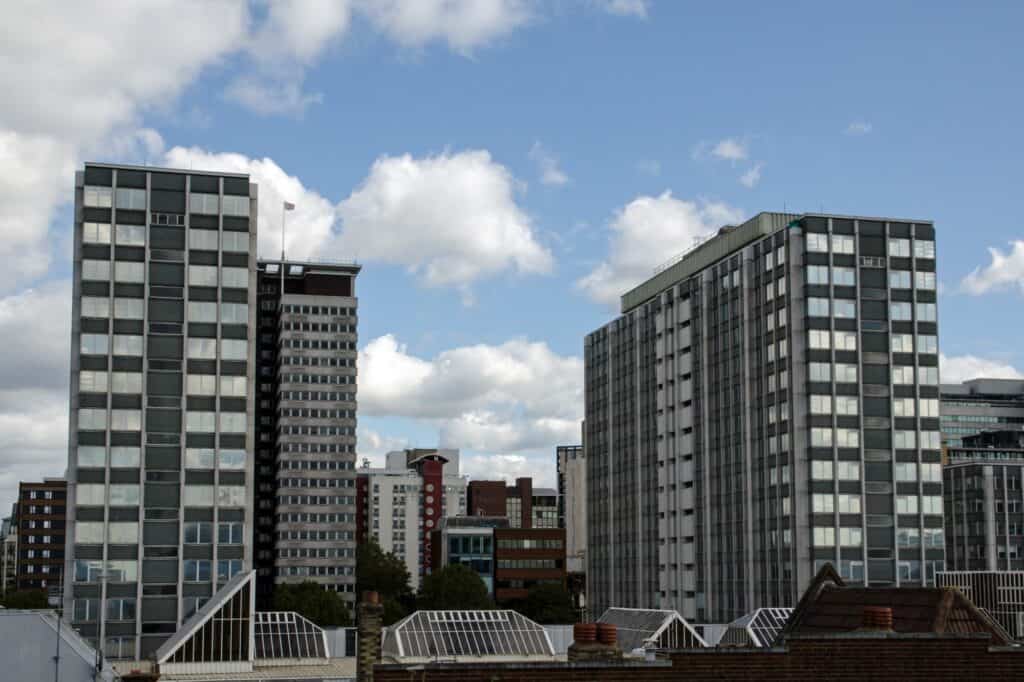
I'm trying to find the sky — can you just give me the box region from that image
[2,0,1024,513]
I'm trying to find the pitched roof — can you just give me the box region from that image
[777,563,1012,646]
[382,610,556,660]
[155,570,256,664]
[597,608,707,651]
[722,608,794,647]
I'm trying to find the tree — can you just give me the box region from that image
[417,564,493,611]
[1,589,48,610]
[272,582,351,627]
[356,540,412,600]
[513,582,576,624]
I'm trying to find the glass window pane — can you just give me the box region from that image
[114,298,144,319]
[189,229,219,250]
[114,261,145,283]
[115,225,145,246]
[82,260,111,280]
[81,297,110,318]
[83,222,112,244]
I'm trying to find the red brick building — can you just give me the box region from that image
[16,478,67,592]
[493,527,566,602]
[467,477,558,529]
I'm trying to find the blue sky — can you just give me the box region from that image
[2,0,1024,511]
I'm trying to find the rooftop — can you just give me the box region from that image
[597,607,707,652]
[84,161,249,178]
[382,610,557,661]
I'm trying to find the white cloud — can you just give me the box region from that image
[358,0,532,54]
[334,150,553,292]
[961,241,1024,295]
[460,453,555,487]
[356,426,410,468]
[740,162,764,188]
[940,354,1024,385]
[710,138,748,162]
[594,0,649,18]
[845,121,873,135]
[528,141,569,186]
[576,191,744,305]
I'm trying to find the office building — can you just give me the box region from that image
[253,260,360,607]
[65,163,257,659]
[2,510,18,596]
[940,378,1024,448]
[585,212,942,623]
[16,479,67,592]
[356,449,467,589]
[466,477,558,529]
[431,516,506,594]
[944,429,1024,571]
[556,445,587,573]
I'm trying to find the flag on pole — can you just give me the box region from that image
[283,201,295,210]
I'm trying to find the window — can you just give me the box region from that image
[78,408,106,430]
[833,331,856,350]
[73,599,100,622]
[110,447,140,467]
[914,240,935,259]
[807,266,829,284]
[765,282,775,300]
[839,528,862,547]
[918,367,939,385]
[892,333,914,353]
[76,484,106,505]
[219,412,247,433]
[84,186,112,208]
[834,300,856,319]
[222,267,248,288]
[924,528,944,549]
[75,522,104,543]
[219,450,246,470]
[115,224,145,246]
[108,522,138,544]
[187,301,217,323]
[106,597,136,621]
[183,486,214,507]
[812,461,834,480]
[217,559,243,582]
[809,330,831,349]
[838,461,860,480]
[889,238,910,257]
[891,302,912,320]
[220,376,246,397]
[109,484,140,506]
[810,395,832,414]
[115,188,146,210]
[104,561,138,583]
[832,267,856,286]
[810,362,831,382]
[807,298,830,317]
[916,303,937,322]
[893,366,915,385]
[110,409,141,431]
[220,339,247,360]
[921,431,941,449]
[188,265,218,286]
[218,522,243,544]
[81,331,108,352]
[813,494,834,513]
[79,370,108,393]
[186,411,216,432]
[218,485,246,506]
[187,338,217,359]
[185,448,216,470]
[190,193,220,214]
[813,527,836,546]
[81,297,110,318]
[184,522,212,544]
[919,399,939,417]
[897,495,919,514]
[889,270,911,289]
[81,260,110,280]
[83,222,112,243]
[111,372,142,393]
[921,463,942,482]
[916,271,936,290]
[922,495,942,514]
[190,229,219,251]
[183,559,212,582]
[221,303,248,324]
[186,374,217,395]
[112,335,143,356]
[835,396,859,415]
[835,363,858,383]
[897,527,920,548]
[811,428,833,447]
[836,428,859,447]
[222,195,249,217]
[917,335,937,354]
[838,494,861,513]
[832,235,855,254]
[895,462,918,482]
[764,252,774,272]
[893,398,916,417]
[114,261,145,283]
[222,231,248,253]
[807,233,829,252]
[114,298,144,319]
[77,446,105,468]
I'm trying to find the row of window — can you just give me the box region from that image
[282,356,355,368]
[75,522,138,544]
[185,411,247,433]
[277,547,353,559]
[276,495,355,506]
[278,390,356,402]
[276,530,354,541]
[279,425,355,436]
[275,565,354,577]
[278,408,355,420]
[281,321,356,333]
[281,305,353,316]
[82,222,250,252]
[495,538,564,550]
[183,521,243,544]
[807,299,937,322]
[83,187,248,217]
[80,334,249,359]
[280,373,355,385]
[275,512,355,523]
[279,442,355,454]
[495,559,561,569]
[806,234,935,259]
[83,262,248,288]
[281,339,357,352]
[277,477,355,489]
[75,483,245,507]
[73,597,135,622]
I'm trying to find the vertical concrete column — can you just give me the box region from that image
[984,465,997,571]
[357,591,383,682]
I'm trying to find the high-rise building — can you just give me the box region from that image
[16,479,68,592]
[466,478,559,529]
[556,444,587,573]
[940,379,1024,448]
[65,163,257,659]
[253,260,360,608]
[585,212,943,623]
[355,449,467,589]
[1,510,17,596]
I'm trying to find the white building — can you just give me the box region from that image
[357,449,467,589]
[557,445,587,573]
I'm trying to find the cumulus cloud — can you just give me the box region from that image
[710,138,748,162]
[593,0,649,18]
[356,426,411,468]
[359,0,531,54]
[845,121,873,135]
[460,453,555,488]
[528,142,569,186]
[961,241,1024,295]
[940,354,1024,385]
[577,191,744,305]
[740,162,764,188]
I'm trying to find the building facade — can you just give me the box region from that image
[466,478,559,529]
[356,449,467,589]
[16,479,67,592]
[944,430,1024,571]
[431,516,506,595]
[556,445,586,573]
[493,527,566,602]
[940,379,1024,448]
[253,260,360,607]
[2,512,17,596]
[585,212,943,623]
[65,163,257,659]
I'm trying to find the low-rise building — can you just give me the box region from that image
[494,527,566,602]
[467,477,558,529]
[431,516,506,595]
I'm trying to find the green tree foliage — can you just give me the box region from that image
[417,564,493,611]
[512,582,576,624]
[272,581,351,627]
[1,589,49,609]
[356,540,414,624]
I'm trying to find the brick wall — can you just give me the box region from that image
[375,634,1024,681]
